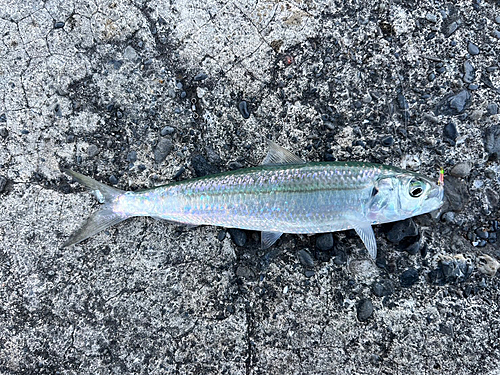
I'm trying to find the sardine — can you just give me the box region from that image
[63,142,444,258]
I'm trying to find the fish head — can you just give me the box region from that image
[368,170,444,224]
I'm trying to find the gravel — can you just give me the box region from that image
[356,298,374,322]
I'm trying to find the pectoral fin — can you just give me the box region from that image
[261,231,283,249]
[262,141,305,165]
[352,223,377,259]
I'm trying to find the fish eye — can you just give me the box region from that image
[409,180,424,198]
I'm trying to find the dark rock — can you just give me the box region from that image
[236,265,254,278]
[436,90,471,116]
[238,101,250,119]
[194,73,208,81]
[154,138,173,164]
[400,268,419,287]
[109,175,118,185]
[217,230,226,241]
[428,259,473,285]
[450,162,471,177]
[443,123,458,145]
[486,103,498,115]
[475,228,489,240]
[160,126,175,136]
[87,144,99,157]
[444,176,469,212]
[463,61,475,83]
[494,30,500,39]
[468,42,480,55]
[0,128,8,138]
[443,20,460,37]
[372,279,395,297]
[228,228,247,247]
[485,187,499,210]
[54,21,65,29]
[484,125,500,160]
[404,240,421,255]
[381,136,394,147]
[397,93,409,110]
[191,154,220,177]
[305,270,315,278]
[386,219,418,243]
[356,298,374,321]
[0,113,6,122]
[126,151,137,163]
[297,249,315,268]
[316,233,334,251]
[0,175,7,193]
[333,250,347,265]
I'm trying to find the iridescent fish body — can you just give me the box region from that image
[64,142,444,258]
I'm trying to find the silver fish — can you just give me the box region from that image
[63,142,444,258]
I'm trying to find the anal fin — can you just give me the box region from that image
[261,231,283,249]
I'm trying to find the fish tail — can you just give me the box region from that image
[63,169,128,247]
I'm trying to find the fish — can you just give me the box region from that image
[63,141,444,258]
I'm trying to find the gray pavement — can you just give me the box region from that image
[1,0,500,373]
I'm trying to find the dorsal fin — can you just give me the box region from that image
[262,141,305,165]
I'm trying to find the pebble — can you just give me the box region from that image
[0,175,7,193]
[426,13,438,23]
[372,279,395,297]
[486,103,498,115]
[126,151,137,163]
[217,230,226,241]
[485,187,499,210]
[494,30,500,39]
[397,93,409,111]
[441,211,455,223]
[468,84,479,91]
[153,138,173,163]
[386,218,418,243]
[381,136,394,147]
[463,61,475,83]
[123,46,138,60]
[238,101,250,119]
[0,128,8,138]
[450,161,471,177]
[444,176,469,211]
[475,228,489,240]
[109,175,118,185]
[400,268,419,287]
[297,249,315,268]
[468,42,480,55]
[444,21,460,37]
[356,298,374,321]
[333,250,347,265]
[305,270,315,278]
[0,113,6,122]
[477,255,500,277]
[180,91,187,99]
[191,154,220,177]
[194,73,208,81]
[429,257,473,284]
[236,265,254,278]
[87,144,99,157]
[496,16,500,24]
[54,21,65,29]
[484,125,500,159]
[228,228,247,247]
[428,72,436,81]
[437,90,471,115]
[160,126,175,136]
[443,122,458,145]
[316,233,334,250]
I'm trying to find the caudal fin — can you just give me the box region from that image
[63,169,128,247]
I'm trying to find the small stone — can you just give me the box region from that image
[0,113,6,122]
[160,126,175,136]
[297,249,315,268]
[386,219,418,243]
[191,154,220,177]
[109,175,118,185]
[372,279,394,297]
[443,123,458,145]
[153,138,173,164]
[494,30,500,39]
[436,90,471,116]
[0,175,7,193]
[485,187,499,210]
[381,136,394,147]
[441,211,455,223]
[333,250,347,265]
[426,13,438,22]
[444,176,469,212]
[228,228,247,247]
[238,101,250,119]
[217,230,226,241]
[236,265,254,278]
[123,46,138,60]
[0,128,8,138]
[484,125,500,159]
[400,268,419,287]
[495,16,500,24]
[450,162,471,177]
[475,228,489,240]
[468,42,480,55]
[304,270,315,278]
[126,151,137,163]
[463,61,475,83]
[397,93,409,110]
[194,73,208,81]
[356,298,374,321]
[476,254,500,277]
[54,21,65,29]
[316,233,334,251]
[444,21,460,37]
[486,103,498,115]
[180,91,187,99]
[87,144,99,157]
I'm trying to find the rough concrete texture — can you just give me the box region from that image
[1,0,500,373]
